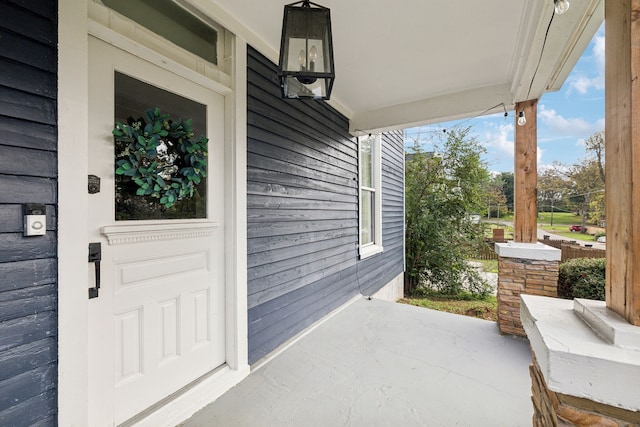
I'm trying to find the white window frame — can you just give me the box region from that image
[358,134,383,259]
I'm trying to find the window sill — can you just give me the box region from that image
[359,244,384,260]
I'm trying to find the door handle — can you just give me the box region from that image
[88,242,101,299]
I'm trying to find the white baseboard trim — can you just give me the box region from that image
[127,364,250,427]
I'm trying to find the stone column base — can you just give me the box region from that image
[523,295,640,426]
[495,242,560,336]
[531,354,640,426]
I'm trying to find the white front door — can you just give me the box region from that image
[87,36,226,425]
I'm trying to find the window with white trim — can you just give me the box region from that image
[359,134,383,258]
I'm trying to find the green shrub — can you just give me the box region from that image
[557,258,606,300]
[593,232,605,241]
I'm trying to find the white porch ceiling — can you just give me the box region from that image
[204,0,604,133]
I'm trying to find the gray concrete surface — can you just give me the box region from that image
[183,298,533,426]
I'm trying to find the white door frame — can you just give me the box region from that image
[57,0,248,425]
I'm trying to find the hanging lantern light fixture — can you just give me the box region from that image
[277,0,335,100]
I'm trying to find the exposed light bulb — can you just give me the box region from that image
[554,0,570,15]
[298,49,306,70]
[517,111,527,126]
[309,45,317,72]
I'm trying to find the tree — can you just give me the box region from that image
[567,159,604,230]
[496,172,514,211]
[405,127,492,297]
[537,165,570,225]
[584,131,605,184]
[484,174,507,218]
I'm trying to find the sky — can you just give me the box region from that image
[405,25,605,174]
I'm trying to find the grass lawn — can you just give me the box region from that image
[400,296,498,321]
[537,211,582,226]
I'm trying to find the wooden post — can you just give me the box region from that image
[605,0,640,325]
[514,99,538,243]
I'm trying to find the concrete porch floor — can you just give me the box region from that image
[183,297,533,426]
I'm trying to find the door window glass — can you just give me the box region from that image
[114,72,207,220]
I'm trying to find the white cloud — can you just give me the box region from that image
[568,32,604,94]
[482,123,546,169]
[538,104,604,137]
[482,123,514,160]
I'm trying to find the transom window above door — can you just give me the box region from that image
[100,0,221,65]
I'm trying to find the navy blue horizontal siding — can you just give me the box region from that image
[246,47,404,364]
[0,0,58,424]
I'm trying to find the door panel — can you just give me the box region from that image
[88,36,226,425]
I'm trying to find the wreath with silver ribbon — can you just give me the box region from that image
[113,107,208,209]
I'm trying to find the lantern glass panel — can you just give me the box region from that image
[282,76,328,98]
[284,38,325,73]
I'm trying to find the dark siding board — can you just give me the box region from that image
[248,255,357,307]
[0,145,56,177]
[248,256,358,309]
[248,169,355,197]
[0,116,56,151]
[0,311,56,353]
[249,227,357,254]
[249,282,355,352]
[383,223,404,234]
[0,389,56,427]
[0,58,56,98]
[248,195,354,211]
[0,338,56,382]
[249,235,356,269]
[248,218,356,239]
[0,86,56,125]
[0,233,56,263]
[248,140,356,183]
[248,152,356,190]
[31,415,56,427]
[0,1,56,45]
[248,94,356,159]
[0,284,56,322]
[248,208,356,223]
[382,195,404,206]
[0,31,56,72]
[0,175,56,204]
[0,363,55,411]
[6,0,57,20]
[247,181,354,204]
[249,125,356,174]
[0,204,56,233]
[249,262,359,322]
[383,187,405,199]
[0,259,56,293]
[248,268,359,361]
[248,105,356,160]
[247,46,404,364]
[249,242,355,283]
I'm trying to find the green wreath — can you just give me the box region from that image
[113,107,208,209]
